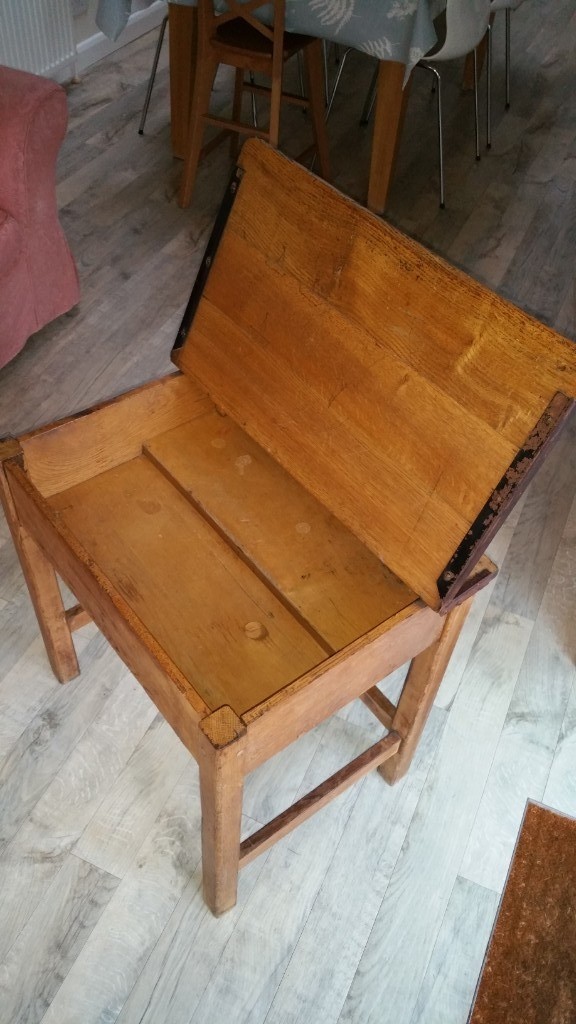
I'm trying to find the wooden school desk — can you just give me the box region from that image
[1,141,575,914]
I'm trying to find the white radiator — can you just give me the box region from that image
[0,0,77,80]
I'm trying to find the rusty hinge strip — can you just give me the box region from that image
[437,391,575,605]
[171,164,244,353]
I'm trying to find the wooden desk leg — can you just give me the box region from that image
[0,445,79,682]
[168,2,198,160]
[198,706,247,916]
[367,60,411,216]
[379,598,473,785]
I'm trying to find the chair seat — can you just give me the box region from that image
[213,19,313,61]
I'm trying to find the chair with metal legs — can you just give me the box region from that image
[486,0,526,148]
[356,0,491,209]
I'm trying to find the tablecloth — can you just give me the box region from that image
[96,0,444,76]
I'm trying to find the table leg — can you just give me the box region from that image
[168,2,198,159]
[367,60,411,215]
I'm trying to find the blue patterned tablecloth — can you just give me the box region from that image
[96,0,443,76]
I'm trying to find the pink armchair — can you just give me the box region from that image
[0,66,80,369]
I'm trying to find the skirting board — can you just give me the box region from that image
[76,1,166,73]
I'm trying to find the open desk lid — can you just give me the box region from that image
[171,140,576,612]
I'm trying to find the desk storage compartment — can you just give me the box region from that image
[9,372,417,720]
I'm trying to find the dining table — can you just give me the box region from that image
[96,0,445,213]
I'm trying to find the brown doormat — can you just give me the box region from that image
[469,800,576,1023]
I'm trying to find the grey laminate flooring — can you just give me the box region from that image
[1,1,575,1020]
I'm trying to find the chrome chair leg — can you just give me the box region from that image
[436,68,445,208]
[296,50,306,102]
[473,47,480,161]
[322,40,330,105]
[420,64,445,209]
[325,46,352,118]
[486,22,492,148]
[138,14,168,135]
[505,8,511,108]
[487,8,513,147]
[249,71,258,127]
[359,64,378,125]
[310,43,352,171]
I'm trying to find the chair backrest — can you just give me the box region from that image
[172,140,576,612]
[432,0,491,61]
[199,0,284,45]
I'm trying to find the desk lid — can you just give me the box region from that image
[172,140,576,611]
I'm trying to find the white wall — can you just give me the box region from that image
[73,0,166,71]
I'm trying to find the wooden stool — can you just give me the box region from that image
[2,142,575,916]
[178,0,330,208]
[469,802,576,1022]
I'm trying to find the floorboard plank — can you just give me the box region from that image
[460,490,576,892]
[0,854,119,1024]
[0,665,155,963]
[264,708,446,1024]
[38,760,204,1024]
[409,876,500,1024]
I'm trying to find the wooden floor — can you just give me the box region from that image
[1,1,575,1020]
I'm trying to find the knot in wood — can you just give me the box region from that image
[244,621,268,640]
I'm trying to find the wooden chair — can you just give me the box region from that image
[2,141,575,917]
[178,0,330,208]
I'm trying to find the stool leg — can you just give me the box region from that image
[268,52,283,149]
[178,55,218,208]
[198,707,247,916]
[303,40,331,181]
[379,598,473,785]
[473,47,481,162]
[486,20,492,148]
[0,451,79,682]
